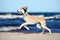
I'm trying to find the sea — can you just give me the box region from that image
[0,12,60,33]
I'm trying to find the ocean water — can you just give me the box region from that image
[0,12,60,33]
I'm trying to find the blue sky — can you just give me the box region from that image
[0,0,60,12]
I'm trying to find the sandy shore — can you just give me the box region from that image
[0,32,60,40]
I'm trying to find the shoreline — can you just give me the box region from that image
[0,32,60,40]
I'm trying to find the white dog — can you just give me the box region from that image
[17,7,51,34]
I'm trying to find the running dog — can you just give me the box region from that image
[17,7,51,34]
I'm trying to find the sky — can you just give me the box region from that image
[0,0,60,12]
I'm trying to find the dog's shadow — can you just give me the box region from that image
[6,27,60,34]
[8,27,51,34]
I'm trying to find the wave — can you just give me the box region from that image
[0,14,23,19]
[0,26,19,31]
[0,14,60,19]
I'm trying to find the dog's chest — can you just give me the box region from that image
[23,16,30,21]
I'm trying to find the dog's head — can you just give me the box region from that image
[17,7,27,14]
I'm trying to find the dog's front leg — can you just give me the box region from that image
[24,26,29,30]
[18,23,29,30]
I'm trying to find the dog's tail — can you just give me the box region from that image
[46,16,56,22]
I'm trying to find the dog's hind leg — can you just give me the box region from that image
[41,22,51,34]
[42,26,51,34]
[44,27,51,34]
[36,23,41,29]
[41,28,45,34]
[36,23,45,34]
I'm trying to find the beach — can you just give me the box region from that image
[0,32,60,40]
[0,13,60,40]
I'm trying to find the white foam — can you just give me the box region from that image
[54,15,60,19]
[32,15,44,17]
[0,14,60,19]
[0,27,19,31]
[0,14,23,19]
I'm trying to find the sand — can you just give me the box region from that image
[0,32,60,40]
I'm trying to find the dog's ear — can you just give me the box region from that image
[23,7,27,13]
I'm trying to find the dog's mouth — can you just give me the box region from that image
[17,10,22,14]
[19,11,23,14]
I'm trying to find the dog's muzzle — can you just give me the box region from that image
[17,10,22,14]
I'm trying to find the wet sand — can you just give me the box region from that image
[0,32,60,40]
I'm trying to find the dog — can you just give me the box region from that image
[17,7,51,34]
